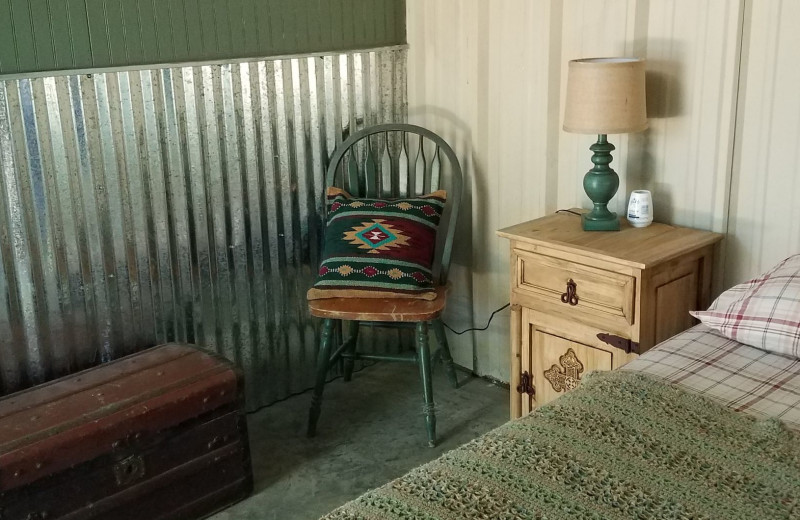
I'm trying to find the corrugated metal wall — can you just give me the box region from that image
[0,47,408,408]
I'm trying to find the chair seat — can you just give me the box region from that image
[308,287,448,322]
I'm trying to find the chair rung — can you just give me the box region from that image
[328,335,358,365]
[357,321,418,329]
[341,352,418,363]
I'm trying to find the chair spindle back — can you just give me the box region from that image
[324,124,463,286]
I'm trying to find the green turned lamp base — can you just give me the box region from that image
[581,134,621,232]
[582,212,620,231]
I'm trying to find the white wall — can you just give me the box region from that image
[726,0,800,285]
[407,0,800,381]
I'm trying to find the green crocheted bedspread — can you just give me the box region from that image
[321,371,800,520]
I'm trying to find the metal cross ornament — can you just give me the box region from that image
[543,348,585,392]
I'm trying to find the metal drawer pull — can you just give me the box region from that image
[560,279,579,306]
[113,454,146,486]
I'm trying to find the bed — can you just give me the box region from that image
[621,324,800,431]
[321,255,800,520]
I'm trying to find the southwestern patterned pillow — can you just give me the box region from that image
[307,187,446,301]
[691,254,800,358]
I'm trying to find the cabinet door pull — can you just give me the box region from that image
[560,279,579,306]
[516,371,535,396]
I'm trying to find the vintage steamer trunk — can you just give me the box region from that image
[0,344,253,519]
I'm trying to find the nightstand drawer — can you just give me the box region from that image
[515,250,635,327]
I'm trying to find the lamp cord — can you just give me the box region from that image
[441,303,510,335]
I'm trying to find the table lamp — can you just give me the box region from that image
[563,58,647,231]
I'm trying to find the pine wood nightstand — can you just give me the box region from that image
[497,210,723,419]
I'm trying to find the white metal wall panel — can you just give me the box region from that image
[407,0,763,382]
[726,0,800,286]
[407,0,559,376]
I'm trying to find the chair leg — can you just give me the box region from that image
[307,319,335,438]
[432,318,459,389]
[333,320,343,355]
[343,320,359,382]
[416,321,437,448]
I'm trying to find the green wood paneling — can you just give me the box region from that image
[86,0,112,65]
[183,0,203,59]
[153,0,175,60]
[241,0,259,56]
[48,1,73,69]
[0,0,407,75]
[29,0,55,71]
[104,0,128,65]
[9,0,35,70]
[137,0,159,63]
[67,0,94,69]
[0,2,18,72]
[119,0,142,64]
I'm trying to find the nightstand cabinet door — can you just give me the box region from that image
[519,308,615,411]
[533,330,612,406]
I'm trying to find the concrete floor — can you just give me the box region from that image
[210,362,509,520]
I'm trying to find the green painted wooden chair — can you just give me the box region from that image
[307,123,463,447]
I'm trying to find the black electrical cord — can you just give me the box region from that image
[556,209,583,216]
[441,302,511,335]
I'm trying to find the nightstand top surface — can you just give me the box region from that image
[496,210,724,269]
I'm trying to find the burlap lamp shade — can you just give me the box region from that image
[563,58,648,134]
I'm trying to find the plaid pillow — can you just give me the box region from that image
[307,187,446,301]
[691,254,800,358]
